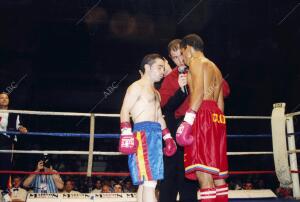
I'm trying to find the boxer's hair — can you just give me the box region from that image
[140,53,163,73]
[167,39,181,55]
[180,34,204,52]
[0,92,8,96]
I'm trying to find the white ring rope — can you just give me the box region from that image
[288,150,300,154]
[0,109,119,117]
[0,109,90,117]
[227,151,273,155]
[0,109,269,119]
[0,150,123,156]
[225,116,271,119]
[0,150,277,156]
[286,111,300,117]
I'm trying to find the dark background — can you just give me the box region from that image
[0,0,299,182]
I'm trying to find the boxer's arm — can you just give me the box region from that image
[189,60,204,111]
[120,84,141,122]
[155,90,167,129]
[159,107,177,156]
[157,107,167,129]
[217,87,224,112]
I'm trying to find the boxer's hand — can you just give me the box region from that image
[222,79,230,98]
[176,109,196,146]
[162,128,177,156]
[119,122,138,154]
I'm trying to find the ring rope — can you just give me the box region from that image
[0,109,270,119]
[0,171,130,176]
[0,150,277,155]
[286,111,300,117]
[3,131,280,138]
[0,150,123,155]
[3,131,120,138]
[225,116,271,119]
[1,108,299,196]
[1,170,299,176]
[6,150,300,155]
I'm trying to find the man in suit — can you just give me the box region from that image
[0,92,28,190]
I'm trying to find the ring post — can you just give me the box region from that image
[271,103,292,187]
[286,116,300,198]
[87,113,95,177]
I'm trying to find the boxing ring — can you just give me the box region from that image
[0,102,300,201]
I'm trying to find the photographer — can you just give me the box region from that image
[23,156,64,193]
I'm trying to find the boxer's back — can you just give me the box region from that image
[188,57,223,102]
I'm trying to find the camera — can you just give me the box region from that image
[41,154,51,168]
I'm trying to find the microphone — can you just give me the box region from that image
[178,66,188,95]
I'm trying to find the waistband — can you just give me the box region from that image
[200,100,218,108]
[133,121,161,131]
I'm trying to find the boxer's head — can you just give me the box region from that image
[168,39,184,67]
[140,53,165,82]
[180,34,204,65]
[0,92,9,109]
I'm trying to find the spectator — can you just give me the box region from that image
[228,181,236,190]
[235,184,243,190]
[23,156,64,193]
[63,179,80,194]
[91,179,102,193]
[276,187,293,199]
[0,92,28,190]
[10,176,27,202]
[113,183,123,193]
[255,179,265,189]
[110,179,117,188]
[234,180,243,190]
[101,184,111,193]
[243,181,254,190]
[78,177,92,193]
[123,180,135,193]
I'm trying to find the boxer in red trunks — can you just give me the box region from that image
[176,34,228,202]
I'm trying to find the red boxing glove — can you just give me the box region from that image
[176,109,196,146]
[119,122,138,154]
[222,79,230,98]
[162,128,177,157]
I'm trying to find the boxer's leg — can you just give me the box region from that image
[143,180,157,202]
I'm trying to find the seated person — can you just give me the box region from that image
[63,179,80,194]
[11,176,27,202]
[91,179,102,193]
[113,183,123,193]
[101,184,111,193]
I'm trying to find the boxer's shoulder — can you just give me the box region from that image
[128,80,144,92]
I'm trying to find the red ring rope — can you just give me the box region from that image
[1,170,299,175]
